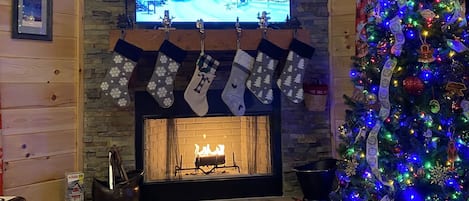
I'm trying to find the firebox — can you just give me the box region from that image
[144,115,272,181]
[135,89,282,201]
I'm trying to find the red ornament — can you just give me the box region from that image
[403,76,425,95]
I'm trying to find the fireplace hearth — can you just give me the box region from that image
[135,88,282,201]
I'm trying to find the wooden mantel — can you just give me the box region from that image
[109,29,311,51]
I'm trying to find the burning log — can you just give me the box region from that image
[194,144,226,167]
[195,155,226,167]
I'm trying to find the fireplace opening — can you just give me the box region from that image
[144,115,272,182]
[135,89,282,201]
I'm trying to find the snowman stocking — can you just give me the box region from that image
[246,39,284,104]
[100,39,143,107]
[184,53,220,116]
[146,40,186,108]
[222,49,254,116]
[276,38,315,103]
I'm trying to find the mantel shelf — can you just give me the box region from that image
[109,29,311,51]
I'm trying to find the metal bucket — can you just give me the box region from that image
[293,158,338,201]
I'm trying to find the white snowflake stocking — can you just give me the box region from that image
[146,40,186,108]
[184,53,220,116]
[100,39,143,107]
[276,38,315,103]
[246,39,284,104]
[222,49,254,116]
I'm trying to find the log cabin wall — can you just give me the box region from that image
[0,0,82,201]
[329,0,355,156]
[82,0,335,199]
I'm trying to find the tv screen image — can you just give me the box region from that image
[136,0,290,24]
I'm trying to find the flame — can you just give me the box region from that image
[194,144,225,157]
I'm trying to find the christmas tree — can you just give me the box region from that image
[331,0,469,200]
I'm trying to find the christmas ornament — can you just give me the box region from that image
[445,81,467,97]
[423,128,433,153]
[461,99,469,119]
[417,167,425,177]
[366,93,377,105]
[403,76,424,95]
[420,9,436,20]
[352,86,366,103]
[447,139,458,171]
[100,39,143,107]
[377,40,388,55]
[417,44,435,63]
[345,158,359,177]
[276,38,315,104]
[446,39,469,53]
[429,163,449,186]
[354,126,367,142]
[429,99,440,113]
[246,39,284,104]
[452,100,462,112]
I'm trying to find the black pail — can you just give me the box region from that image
[293,158,338,201]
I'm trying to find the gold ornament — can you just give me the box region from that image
[429,163,449,186]
[418,44,435,63]
[345,158,359,177]
[445,81,467,97]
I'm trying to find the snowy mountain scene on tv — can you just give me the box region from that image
[136,0,290,23]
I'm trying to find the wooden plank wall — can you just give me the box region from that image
[329,0,356,157]
[0,0,80,200]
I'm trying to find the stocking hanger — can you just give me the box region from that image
[258,11,270,38]
[287,16,302,39]
[197,19,205,54]
[120,29,126,39]
[158,10,175,40]
[235,17,242,49]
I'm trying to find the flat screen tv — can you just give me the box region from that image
[135,0,291,29]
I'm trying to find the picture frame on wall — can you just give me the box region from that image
[11,0,52,41]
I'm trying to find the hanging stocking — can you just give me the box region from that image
[276,38,315,103]
[146,40,186,108]
[222,49,254,116]
[246,39,284,104]
[184,53,220,116]
[100,39,143,107]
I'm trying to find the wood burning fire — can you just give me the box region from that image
[174,143,240,176]
[194,144,226,167]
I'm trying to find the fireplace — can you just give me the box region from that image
[135,88,282,201]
